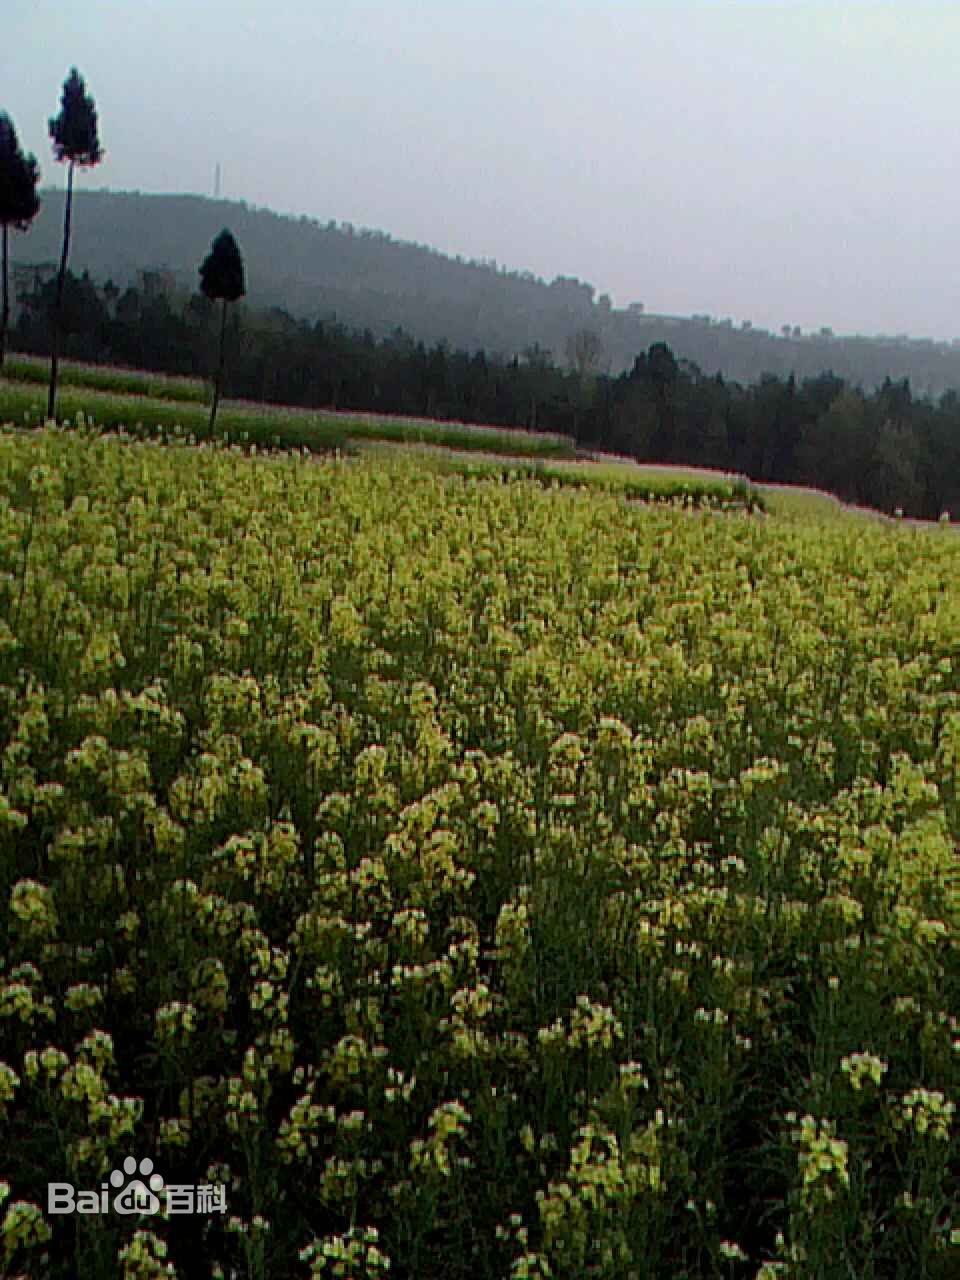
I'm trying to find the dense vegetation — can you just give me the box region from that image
[8,269,960,519]
[0,428,956,1279]
[15,189,960,394]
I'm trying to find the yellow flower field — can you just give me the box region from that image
[0,424,956,1278]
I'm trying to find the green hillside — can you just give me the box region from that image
[13,188,960,394]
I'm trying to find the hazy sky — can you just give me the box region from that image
[6,1,960,338]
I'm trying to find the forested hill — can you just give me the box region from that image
[14,187,960,394]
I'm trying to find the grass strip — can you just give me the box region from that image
[0,379,576,459]
[364,441,764,510]
[2,353,210,403]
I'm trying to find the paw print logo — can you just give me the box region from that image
[110,1156,164,1215]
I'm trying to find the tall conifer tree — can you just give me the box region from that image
[47,68,102,418]
[198,229,245,433]
[0,113,40,369]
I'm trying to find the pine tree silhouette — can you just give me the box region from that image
[0,113,40,369]
[199,229,246,433]
[47,68,103,418]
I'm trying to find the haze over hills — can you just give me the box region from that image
[13,187,960,397]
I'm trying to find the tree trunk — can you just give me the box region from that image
[209,296,228,434]
[48,160,75,420]
[0,224,9,371]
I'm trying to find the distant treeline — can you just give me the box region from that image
[12,269,960,519]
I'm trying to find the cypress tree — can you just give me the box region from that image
[47,68,103,418]
[0,113,40,369]
[198,229,245,433]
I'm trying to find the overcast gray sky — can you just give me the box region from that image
[6,1,960,338]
